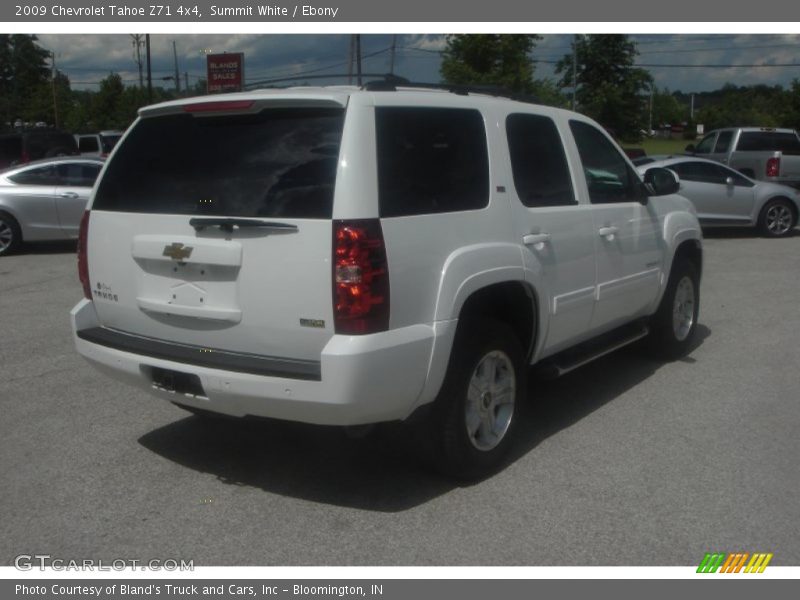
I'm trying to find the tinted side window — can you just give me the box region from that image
[714,131,734,153]
[376,107,489,217]
[8,165,58,186]
[78,137,100,153]
[671,161,750,186]
[694,133,716,154]
[93,108,344,218]
[506,114,576,207]
[100,135,122,153]
[57,163,102,187]
[569,120,646,204]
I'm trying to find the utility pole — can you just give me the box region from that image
[131,34,144,89]
[648,84,654,135]
[184,72,189,97]
[145,34,153,103]
[571,34,578,111]
[690,93,695,121]
[389,34,397,75]
[347,35,355,85]
[355,34,362,86]
[172,40,180,94]
[50,51,59,129]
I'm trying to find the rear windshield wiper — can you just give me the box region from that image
[189,217,299,233]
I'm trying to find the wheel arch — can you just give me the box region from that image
[415,260,541,412]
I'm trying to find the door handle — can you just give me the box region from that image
[598,226,619,240]
[522,232,551,246]
[59,191,79,199]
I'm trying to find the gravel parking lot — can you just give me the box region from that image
[1,231,799,566]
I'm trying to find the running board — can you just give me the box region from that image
[534,321,650,379]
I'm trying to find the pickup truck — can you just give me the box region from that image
[686,127,800,189]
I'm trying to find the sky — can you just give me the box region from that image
[35,33,800,94]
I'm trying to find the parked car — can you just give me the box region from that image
[0,130,79,169]
[0,157,104,255]
[74,131,124,157]
[636,156,800,237]
[71,85,702,478]
[686,127,800,189]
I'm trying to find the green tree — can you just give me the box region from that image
[440,34,542,94]
[89,72,126,129]
[651,87,685,128]
[0,34,52,128]
[529,79,569,108]
[556,35,652,141]
[788,80,800,130]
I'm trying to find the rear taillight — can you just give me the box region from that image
[767,156,780,178]
[333,219,390,335]
[77,210,91,299]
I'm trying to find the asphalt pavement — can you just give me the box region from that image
[1,231,798,566]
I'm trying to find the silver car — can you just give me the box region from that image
[637,156,800,237]
[0,157,104,255]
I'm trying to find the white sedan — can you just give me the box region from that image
[0,157,104,255]
[636,156,800,237]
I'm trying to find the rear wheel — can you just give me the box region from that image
[758,198,796,237]
[0,212,22,256]
[431,319,526,480]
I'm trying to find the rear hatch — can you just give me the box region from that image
[86,97,347,362]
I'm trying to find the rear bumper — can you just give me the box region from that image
[71,299,439,426]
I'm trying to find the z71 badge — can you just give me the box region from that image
[299,318,325,328]
[93,281,118,302]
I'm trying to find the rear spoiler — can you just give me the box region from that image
[138,95,349,118]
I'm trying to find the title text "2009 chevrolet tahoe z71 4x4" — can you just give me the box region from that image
[71,85,702,478]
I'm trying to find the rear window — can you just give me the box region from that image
[93,107,345,219]
[737,131,800,154]
[376,107,489,217]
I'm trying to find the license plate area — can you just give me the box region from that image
[146,366,207,399]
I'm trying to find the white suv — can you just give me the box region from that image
[71,84,703,478]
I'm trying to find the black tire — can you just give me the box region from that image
[646,259,700,360]
[429,319,526,480]
[0,211,22,256]
[758,198,797,238]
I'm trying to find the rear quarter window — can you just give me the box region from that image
[376,107,489,217]
[93,107,345,219]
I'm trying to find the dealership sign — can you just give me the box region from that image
[206,53,245,93]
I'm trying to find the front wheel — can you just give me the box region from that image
[431,319,526,480]
[0,212,22,256]
[758,198,796,238]
[646,259,700,359]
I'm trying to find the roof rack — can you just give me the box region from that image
[243,72,541,105]
[361,75,540,104]
[244,72,395,90]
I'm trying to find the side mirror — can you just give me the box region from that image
[685,144,696,153]
[643,167,680,196]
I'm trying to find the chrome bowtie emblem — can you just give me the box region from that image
[162,242,193,261]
